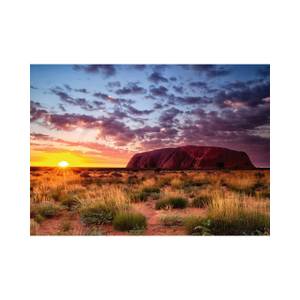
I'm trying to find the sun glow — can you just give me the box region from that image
[58,160,69,168]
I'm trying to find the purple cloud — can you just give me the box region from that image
[73,64,116,77]
[148,72,168,84]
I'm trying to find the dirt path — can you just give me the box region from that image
[133,200,206,235]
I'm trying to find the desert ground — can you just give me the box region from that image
[30,167,270,236]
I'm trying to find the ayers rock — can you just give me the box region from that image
[126,145,255,170]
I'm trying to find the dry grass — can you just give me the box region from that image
[30,168,270,235]
[184,191,270,235]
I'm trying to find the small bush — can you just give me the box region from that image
[80,204,117,225]
[31,203,60,222]
[113,211,147,231]
[61,196,81,211]
[130,191,148,202]
[160,215,184,226]
[131,187,160,202]
[34,214,45,223]
[155,197,188,210]
[207,212,270,235]
[184,216,211,235]
[142,187,160,194]
[191,196,212,208]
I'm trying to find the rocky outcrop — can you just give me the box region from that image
[126,145,255,169]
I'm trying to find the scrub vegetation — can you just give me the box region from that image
[30,167,270,235]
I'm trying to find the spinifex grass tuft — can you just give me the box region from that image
[113,211,147,231]
[155,197,188,210]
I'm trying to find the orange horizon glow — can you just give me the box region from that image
[30,150,129,168]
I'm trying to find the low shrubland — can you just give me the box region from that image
[30,168,270,235]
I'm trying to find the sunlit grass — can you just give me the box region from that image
[30,168,270,235]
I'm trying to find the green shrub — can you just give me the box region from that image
[130,191,148,202]
[34,214,45,224]
[184,216,211,235]
[61,196,81,210]
[184,212,270,236]
[142,187,160,194]
[207,212,270,235]
[80,204,117,225]
[131,187,160,202]
[191,196,212,208]
[31,203,60,222]
[160,215,184,226]
[113,211,147,231]
[155,197,188,210]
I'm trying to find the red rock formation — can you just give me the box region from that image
[126,145,255,169]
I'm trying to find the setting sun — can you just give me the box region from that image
[58,160,69,168]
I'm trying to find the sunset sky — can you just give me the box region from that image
[30,64,270,167]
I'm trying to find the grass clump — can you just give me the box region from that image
[224,175,267,196]
[191,195,212,208]
[130,191,148,202]
[184,216,211,235]
[79,185,130,224]
[155,197,188,210]
[131,187,160,202]
[50,188,66,202]
[60,195,81,211]
[170,178,184,189]
[142,187,160,194]
[184,193,270,235]
[160,215,184,226]
[113,211,147,231]
[80,204,117,225]
[31,202,60,223]
[207,212,269,235]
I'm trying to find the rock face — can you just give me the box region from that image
[126,145,255,170]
